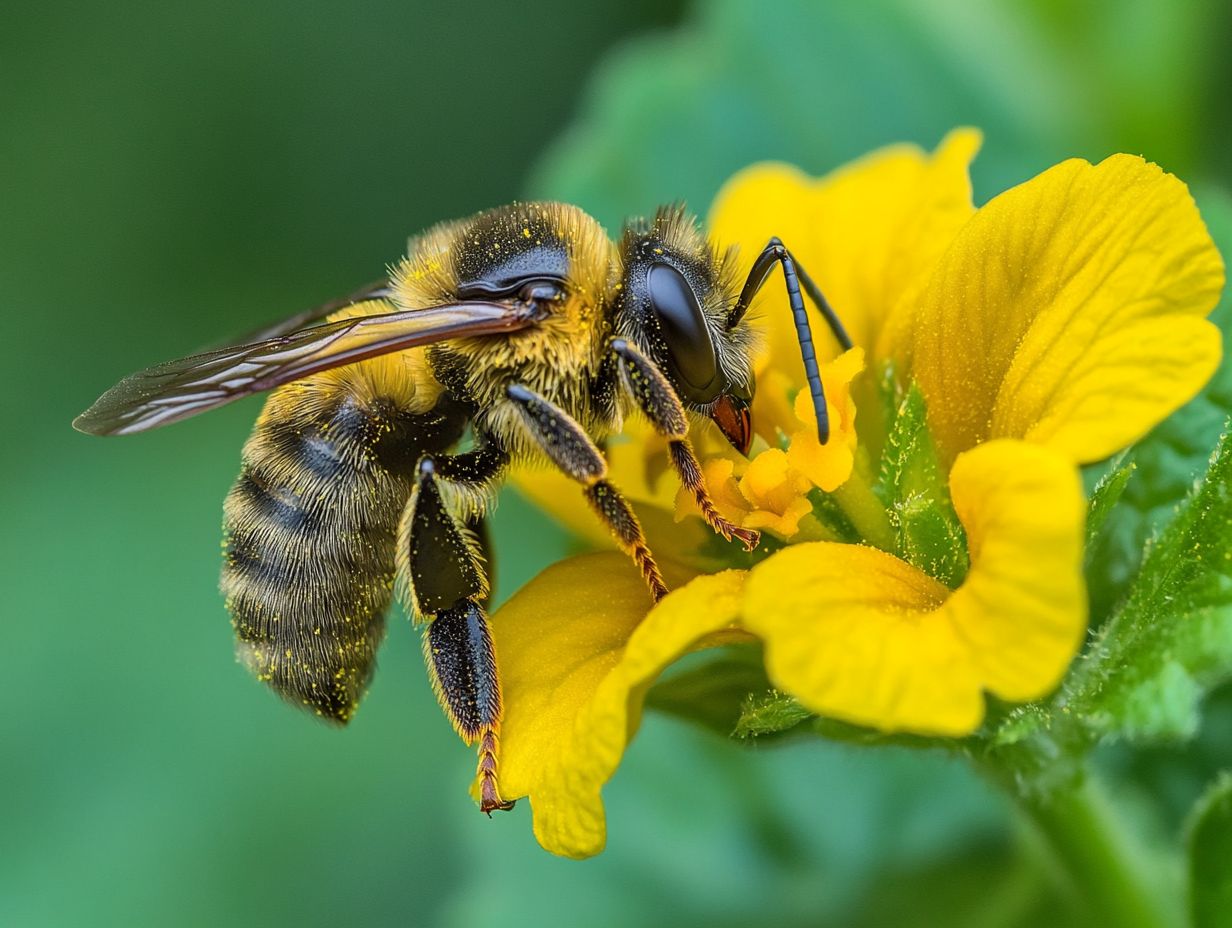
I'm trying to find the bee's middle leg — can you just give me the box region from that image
[505,384,669,601]
[398,447,515,814]
[609,339,760,551]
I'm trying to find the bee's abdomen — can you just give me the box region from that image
[221,373,467,723]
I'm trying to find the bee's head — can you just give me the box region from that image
[615,206,757,454]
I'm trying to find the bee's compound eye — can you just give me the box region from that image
[648,263,718,394]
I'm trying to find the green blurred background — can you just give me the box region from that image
[3,1,1230,925]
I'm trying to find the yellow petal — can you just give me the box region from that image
[708,129,980,378]
[738,449,795,506]
[912,154,1225,464]
[786,435,853,496]
[487,552,744,858]
[742,439,1085,735]
[742,496,816,540]
[786,346,864,491]
[722,448,814,540]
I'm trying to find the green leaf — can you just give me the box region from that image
[1188,772,1232,928]
[877,384,968,587]
[1085,455,1134,555]
[734,688,960,752]
[733,690,812,739]
[1060,427,1232,742]
[808,487,864,545]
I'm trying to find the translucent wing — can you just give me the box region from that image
[74,299,538,436]
[220,278,393,346]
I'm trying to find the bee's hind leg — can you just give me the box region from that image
[398,450,515,814]
[505,384,669,602]
[425,600,511,814]
[609,339,760,552]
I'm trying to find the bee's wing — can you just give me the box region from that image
[74,299,537,436]
[219,278,393,346]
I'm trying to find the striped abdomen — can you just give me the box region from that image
[221,342,466,723]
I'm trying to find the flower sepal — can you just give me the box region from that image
[874,381,968,587]
[732,688,967,751]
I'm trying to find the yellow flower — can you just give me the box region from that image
[489,130,1225,857]
[909,154,1224,464]
[785,347,863,491]
[732,449,814,538]
[484,556,744,858]
[743,440,1085,734]
[711,130,983,389]
[712,131,1225,466]
[666,347,865,542]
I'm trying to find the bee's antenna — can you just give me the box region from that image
[730,238,852,445]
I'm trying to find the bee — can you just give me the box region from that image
[74,202,851,812]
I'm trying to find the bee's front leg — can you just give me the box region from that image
[609,339,760,552]
[397,449,515,814]
[505,384,669,601]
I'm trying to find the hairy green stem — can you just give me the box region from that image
[986,764,1174,928]
[831,448,894,551]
